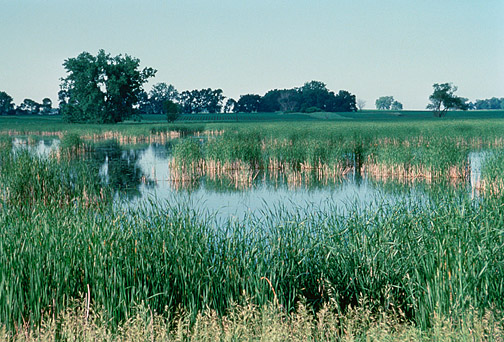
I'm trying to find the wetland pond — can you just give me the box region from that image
[13,137,489,221]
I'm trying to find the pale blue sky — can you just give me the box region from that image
[1,0,503,109]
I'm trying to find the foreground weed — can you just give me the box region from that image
[1,300,502,341]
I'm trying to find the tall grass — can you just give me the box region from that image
[364,137,470,180]
[170,130,476,183]
[2,124,504,335]
[1,159,503,332]
[0,150,109,210]
[480,150,504,194]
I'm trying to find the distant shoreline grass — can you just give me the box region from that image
[2,111,504,141]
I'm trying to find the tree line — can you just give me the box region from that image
[140,80,358,116]
[0,92,55,116]
[0,50,501,122]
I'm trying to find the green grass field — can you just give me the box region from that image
[2,109,504,131]
[2,110,504,142]
[175,109,504,122]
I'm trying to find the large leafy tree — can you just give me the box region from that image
[278,89,300,112]
[258,89,282,112]
[59,50,156,123]
[0,91,15,115]
[222,98,237,113]
[427,83,468,117]
[164,100,181,122]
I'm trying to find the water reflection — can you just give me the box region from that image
[13,137,60,156]
[11,137,490,220]
[92,140,155,199]
[13,138,154,200]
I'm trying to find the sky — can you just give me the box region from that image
[0,0,503,110]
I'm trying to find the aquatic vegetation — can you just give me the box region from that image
[0,150,110,210]
[1,184,504,331]
[2,117,504,336]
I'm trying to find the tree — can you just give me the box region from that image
[148,83,178,114]
[222,98,237,113]
[0,91,14,115]
[178,88,224,113]
[200,88,224,113]
[331,90,357,112]
[236,94,261,113]
[375,96,395,110]
[391,100,403,110]
[19,98,41,115]
[299,81,332,112]
[164,100,180,122]
[59,50,156,123]
[426,83,468,117]
[356,99,366,111]
[258,89,281,112]
[473,97,504,110]
[41,98,52,115]
[278,89,300,112]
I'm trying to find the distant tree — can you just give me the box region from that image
[200,88,224,113]
[357,99,366,111]
[391,100,403,110]
[222,98,237,113]
[41,98,52,115]
[252,81,357,113]
[164,100,180,122]
[236,94,261,113]
[299,81,332,112]
[258,89,282,112]
[331,90,358,112]
[59,50,156,123]
[0,91,15,115]
[426,83,468,117]
[148,83,179,114]
[375,96,395,110]
[473,97,504,110]
[179,91,194,113]
[137,90,151,114]
[278,89,300,112]
[178,88,224,113]
[19,98,41,115]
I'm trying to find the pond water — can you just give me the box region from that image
[12,137,488,220]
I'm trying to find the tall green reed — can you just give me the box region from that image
[1,191,503,331]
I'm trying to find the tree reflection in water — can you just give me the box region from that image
[90,140,154,199]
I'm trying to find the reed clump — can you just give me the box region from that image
[0,149,110,210]
[363,139,470,181]
[478,150,504,195]
[169,131,479,185]
[170,132,353,182]
[0,136,12,151]
[59,133,94,158]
